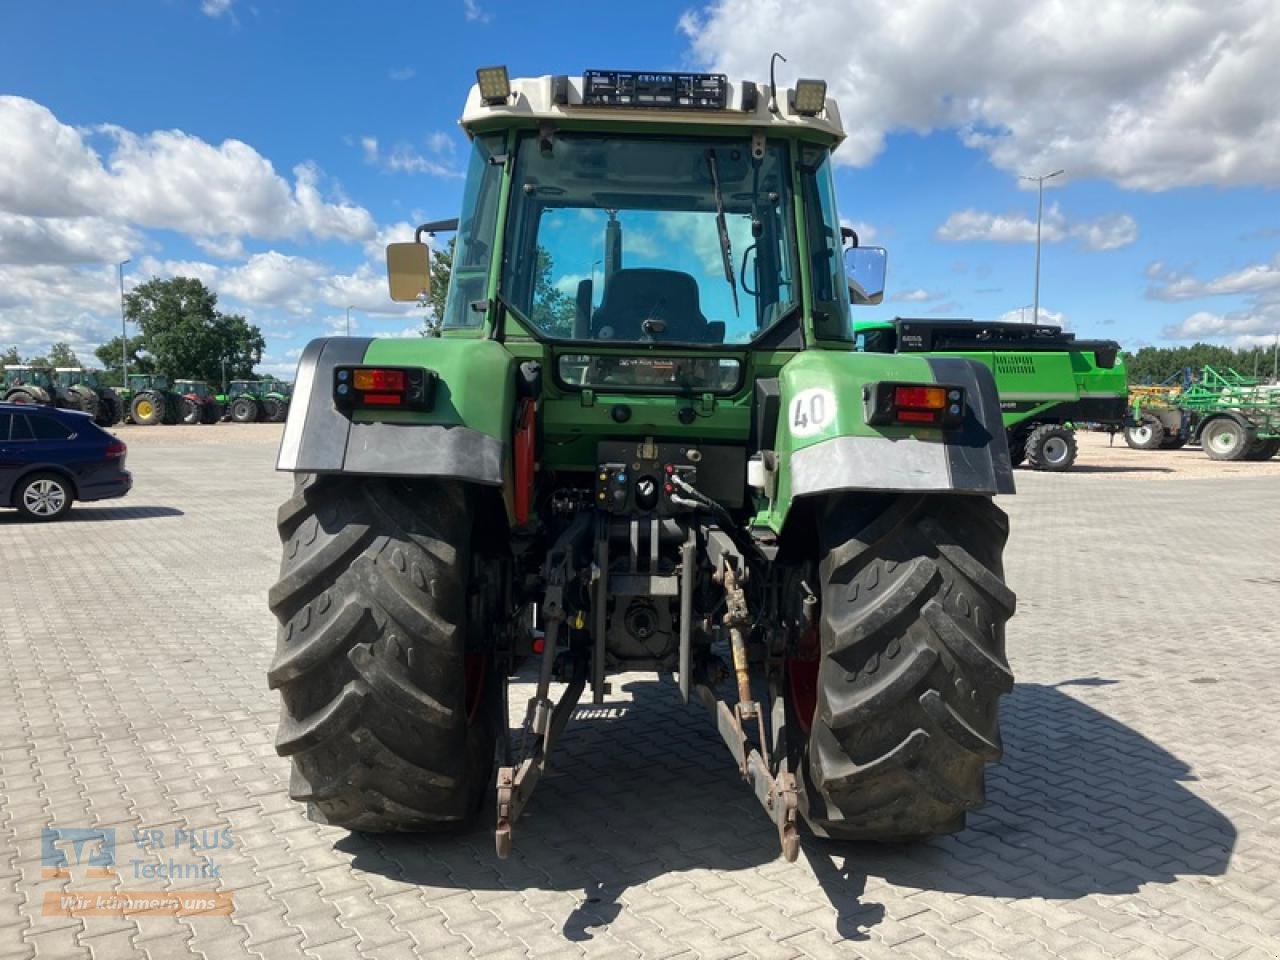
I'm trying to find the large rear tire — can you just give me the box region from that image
[130,392,162,426]
[230,397,259,423]
[181,397,201,425]
[268,475,496,832]
[801,494,1015,841]
[1245,437,1279,461]
[263,397,287,422]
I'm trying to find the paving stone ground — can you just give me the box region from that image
[1,438,1278,959]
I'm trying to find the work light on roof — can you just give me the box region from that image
[476,65,511,105]
[791,78,828,116]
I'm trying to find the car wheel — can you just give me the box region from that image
[15,473,73,521]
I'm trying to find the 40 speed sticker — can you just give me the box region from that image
[788,388,836,438]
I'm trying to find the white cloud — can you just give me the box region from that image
[201,0,234,18]
[1147,255,1280,301]
[388,67,416,82]
[0,97,375,244]
[937,204,1137,250]
[996,305,1068,327]
[0,214,140,266]
[463,0,490,23]
[893,288,939,303]
[681,0,1280,189]
[360,133,461,178]
[136,249,415,317]
[1163,302,1280,345]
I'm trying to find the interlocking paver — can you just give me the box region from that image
[2,438,1279,959]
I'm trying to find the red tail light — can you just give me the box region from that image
[105,440,127,458]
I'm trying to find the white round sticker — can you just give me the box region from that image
[788,388,836,438]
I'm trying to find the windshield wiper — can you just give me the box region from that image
[705,149,740,318]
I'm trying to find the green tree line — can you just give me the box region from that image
[1124,341,1280,384]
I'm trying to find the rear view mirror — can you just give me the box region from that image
[845,246,887,305]
[386,242,431,302]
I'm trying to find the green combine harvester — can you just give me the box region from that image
[1129,366,1279,461]
[268,66,1019,861]
[854,318,1128,471]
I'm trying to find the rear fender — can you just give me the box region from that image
[763,351,1013,529]
[277,336,514,486]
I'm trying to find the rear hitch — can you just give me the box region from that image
[695,553,800,861]
[495,517,591,858]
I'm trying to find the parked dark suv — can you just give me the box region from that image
[0,403,132,520]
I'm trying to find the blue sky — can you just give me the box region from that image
[2,0,1278,376]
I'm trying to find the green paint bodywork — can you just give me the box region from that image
[852,319,1127,431]
[296,113,998,535]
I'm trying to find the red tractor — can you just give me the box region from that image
[173,379,222,424]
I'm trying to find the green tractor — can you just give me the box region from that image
[260,378,291,422]
[854,317,1128,471]
[121,374,181,426]
[218,379,291,423]
[53,368,123,427]
[173,379,222,425]
[2,365,67,407]
[269,67,1016,860]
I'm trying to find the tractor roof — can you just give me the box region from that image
[460,73,845,148]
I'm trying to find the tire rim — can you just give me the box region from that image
[1130,425,1153,444]
[1042,436,1070,464]
[23,479,66,516]
[1208,428,1238,454]
[137,398,153,419]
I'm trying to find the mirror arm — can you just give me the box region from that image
[414,218,460,243]
[840,225,858,248]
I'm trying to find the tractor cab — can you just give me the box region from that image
[128,374,171,391]
[174,380,211,398]
[4,365,53,390]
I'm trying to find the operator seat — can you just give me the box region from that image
[591,268,719,342]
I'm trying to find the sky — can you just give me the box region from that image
[1,0,1278,377]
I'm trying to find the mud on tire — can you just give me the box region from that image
[801,493,1015,841]
[268,475,495,832]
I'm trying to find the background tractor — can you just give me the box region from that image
[53,368,123,427]
[173,379,221,424]
[3,365,64,406]
[218,379,291,423]
[259,378,291,422]
[269,67,1017,861]
[122,374,181,426]
[854,317,1128,471]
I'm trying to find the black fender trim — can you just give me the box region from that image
[275,337,503,485]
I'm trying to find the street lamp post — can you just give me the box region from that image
[346,305,353,336]
[1019,169,1064,325]
[118,259,130,386]
[1016,303,1034,324]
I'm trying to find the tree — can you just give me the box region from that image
[418,240,575,337]
[48,342,79,368]
[1124,341,1279,384]
[125,276,265,383]
[0,346,18,366]
[94,335,154,386]
[418,238,455,336]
